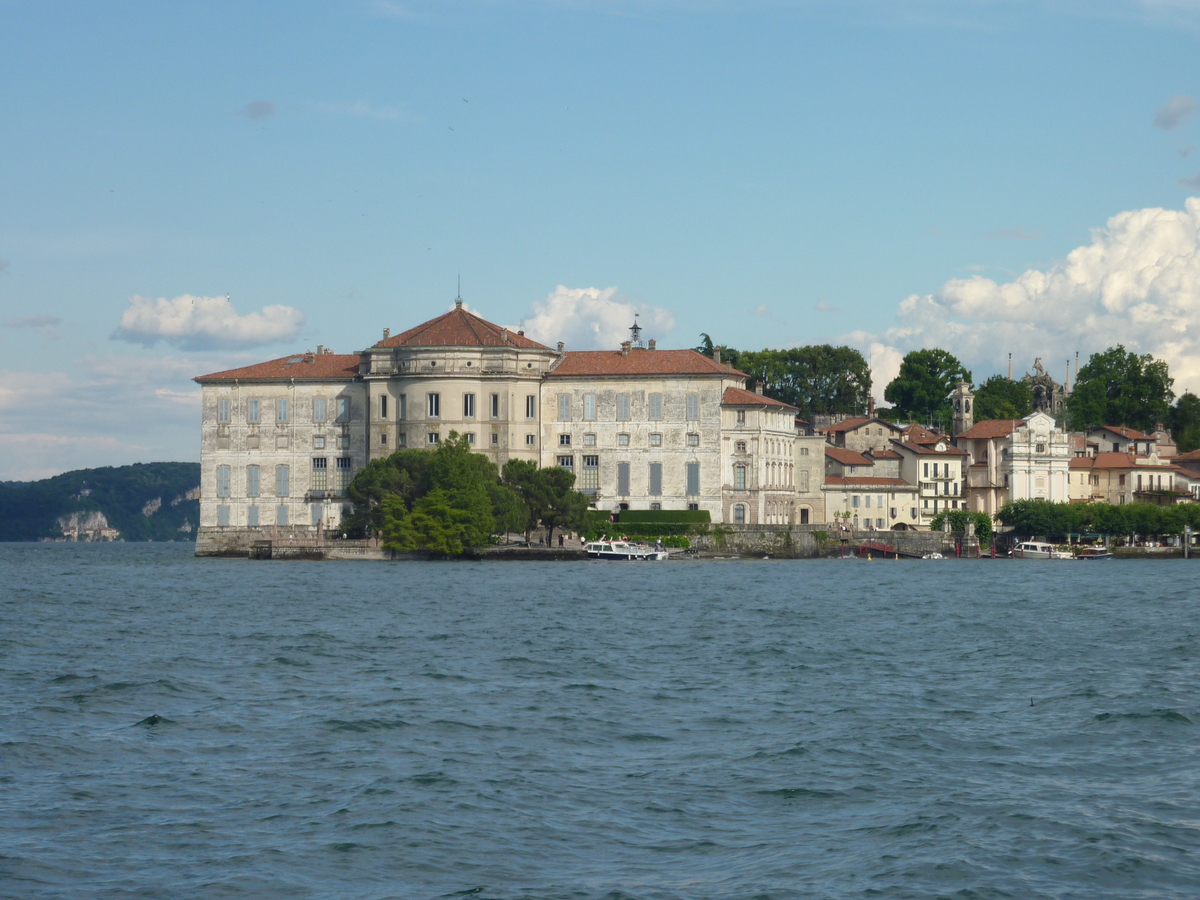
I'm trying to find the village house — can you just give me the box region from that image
[817,415,905,455]
[822,447,920,530]
[891,435,967,527]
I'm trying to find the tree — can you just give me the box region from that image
[929,508,994,544]
[973,376,1034,422]
[1065,345,1173,433]
[343,450,433,536]
[731,346,872,420]
[1170,392,1200,453]
[883,349,972,428]
[538,467,590,545]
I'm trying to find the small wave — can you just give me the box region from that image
[758,787,845,800]
[326,718,412,732]
[622,732,672,742]
[134,714,174,727]
[408,771,458,786]
[50,673,95,684]
[1094,709,1192,724]
[271,656,309,667]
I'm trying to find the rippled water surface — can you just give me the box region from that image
[2,543,1199,899]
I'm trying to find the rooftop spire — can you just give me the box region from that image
[455,273,463,309]
[629,314,643,348]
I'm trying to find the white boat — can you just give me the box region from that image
[584,539,668,561]
[1012,541,1074,560]
[1077,547,1113,560]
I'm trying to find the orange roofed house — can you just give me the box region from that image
[193,303,814,553]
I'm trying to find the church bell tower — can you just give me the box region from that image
[951,381,974,435]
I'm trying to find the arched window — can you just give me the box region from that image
[734,504,746,524]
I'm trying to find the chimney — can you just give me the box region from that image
[648,339,656,350]
[621,341,632,357]
[317,344,324,355]
[518,330,525,336]
[557,341,565,353]
[868,397,875,416]
[713,348,722,364]
[500,328,509,344]
[755,381,764,396]
[383,328,390,340]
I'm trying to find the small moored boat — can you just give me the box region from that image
[1012,541,1074,560]
[584,539,668,561]
[1077,547,1113,560]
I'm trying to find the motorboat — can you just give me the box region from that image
[1077,547,1113,560]
[1012,541,1074,560]
[584,539,669,561]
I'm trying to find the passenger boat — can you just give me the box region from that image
[1077,547,1113,560]
[1012,541,1074,560]
[584,539,669,561]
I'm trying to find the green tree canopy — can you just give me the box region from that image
[972,376,1034,422]
[1170,391,1200,453]
[997,498,1200,538]
[732,346,872,420]
[883,349,972,428]
[1065,345,1173,432]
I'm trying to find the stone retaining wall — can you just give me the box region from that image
[689,525,963,559]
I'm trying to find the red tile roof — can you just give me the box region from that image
[375,307,552,350]
[1173,449,1200,461]
[721,386,797,409]
[825,475,912,487]
[825,447,873,467]
[873,449,902,459]
[1092,425,1151,441]
[818,416,902,434]
[548,348,741,378]
[901,423,941,444]
[195,353,360,383]
[956,419,1022,440]
[891,439,967,456]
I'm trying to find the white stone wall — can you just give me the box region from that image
[793,434,827,525]
[896,446,965,527]
[1009,413,1071,503]
[823,483,920,530]
[199,380,368,532]
[720,403,802,524]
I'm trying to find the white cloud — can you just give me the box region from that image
[113,294,305,351]
[848,197,1200,397]
[516,285,675,350]
[1155,94,1197,130]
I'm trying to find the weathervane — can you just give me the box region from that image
[455,273,463,310]
[630,314,643,348]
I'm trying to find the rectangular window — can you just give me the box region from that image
[877,518,884,529]
[246,465,260,498]
[399,395,407,421]
[314,436,325,450]
[649,462,662,496]
[247,399,260,423]
[336,457,352,490]
[617,462,631,496]
[734,465,746,490]
[576,393,594,422]
[463,393,475,418]
[650,433,662,447]
[428,432,440,445]
[924,463,929,477]
[687,462,700,496]
[399,433,407,447]
[687,432,699,446]
[490,433,499,446]
[427,393,440,418]
[338,434,349,449]
[277,398,289,423]
[799,470,809,492]
[337,398,350,422]
[688,503,699,511]
[217,505,229,526]
[649,393,663,420]
[216,465,231,498]
[218,398,230,423]
[558,455,573,469]
[526,395,536,419]
[734,504,746,524]
[581,455,599,492]
[276,505,288,527]
[687,393,700,420]
[650,502,661,511]
[312,457,327,491]
[380,396,388,420]
[616,394,630,421]
[313,398,326,423]
[558,394,571,421]
[526,434,536,446]
[584,433,596,447]
[466,433,475,445]
[247,505,259,527]
[852,495,860,508]
[490,394,499,418]
[311,505,323,526]
[380,432,388,447]
[276,465,289,497]
[736,410,746,425]
[618,433,630,447]
[559,434,571,447]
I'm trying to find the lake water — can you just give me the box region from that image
[2,543,1199,899]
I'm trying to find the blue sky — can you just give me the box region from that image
[3,0,1200,479]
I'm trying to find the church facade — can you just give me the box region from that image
[193,303,805,552]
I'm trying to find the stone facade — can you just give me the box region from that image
[1009,411,1071,502]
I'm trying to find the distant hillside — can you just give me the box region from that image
[0,462,200,542]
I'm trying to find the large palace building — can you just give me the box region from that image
[193,301,812,554]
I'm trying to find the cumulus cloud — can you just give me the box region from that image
[1155,95,1197,130]
[113,294,305,350]
[516,286,675,350]
[848,197,1200,397]
[240,101,276,121]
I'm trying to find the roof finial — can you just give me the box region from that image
[455,273,463,310]
[629,314,643,349]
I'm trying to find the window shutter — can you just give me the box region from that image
[687,462,700,495]
[649,462,662,496]
[617,462,630,496]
